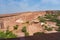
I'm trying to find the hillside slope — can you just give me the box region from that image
[0,11,60,37]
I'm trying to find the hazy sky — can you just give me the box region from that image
[0,0,60,14]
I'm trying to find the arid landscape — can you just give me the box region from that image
[0,10,60,38]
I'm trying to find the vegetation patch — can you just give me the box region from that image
[38,16,46,22]
[0,30,17,38]
[21,26,29,36]
[13,25,19,30]
[44,26,53,31]
[33,32,44,35]
[56,26,60,32]
[37,13,60,32]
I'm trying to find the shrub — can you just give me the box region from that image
[44,26,53,31]
[25,32,29,36]
[6,31,17,38]
[21,26,29,36]
[45,14,53,19]
[21,26,26,32]
[56,27,60,32]
[0,31,6,38]
[33,32,44,35]
[45,14,60,27]
[0,26,17,38]
[56,24,60,27]
[38,16,46,22]
[45,14,58,19]
[13,25,19,30]
[0,30,17,38]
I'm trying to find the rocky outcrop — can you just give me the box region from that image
[0,11,60,37]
